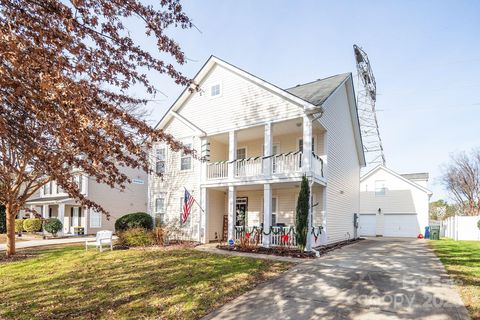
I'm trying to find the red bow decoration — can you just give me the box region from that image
[281,234,289,243]
[245,232,251,239]
[314,235,319,242]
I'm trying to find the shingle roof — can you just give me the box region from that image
[401,173,429,181]
[285,73,351,106]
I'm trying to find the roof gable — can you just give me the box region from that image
[155,56,317,131]
[361,165,433,195]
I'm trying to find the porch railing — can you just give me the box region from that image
[273,151,302,175]
[234,226,297,247]
[206,161,228,180]
[312,152,324,177]
[235,157,263,177]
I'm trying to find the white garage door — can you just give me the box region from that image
[359,214,376,236]
[383,214,420,237]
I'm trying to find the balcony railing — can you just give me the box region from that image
[272,151,302,174]
[206,161,228,180]
[312,152,324,177]
[235,157,263,177]
[205,151,324,181]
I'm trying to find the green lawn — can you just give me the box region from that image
[0,246,290,319]
[430,239,480,320]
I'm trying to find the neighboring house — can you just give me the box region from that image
[148,56,365,247]
[359,165,433,237]
[23,167,147,235]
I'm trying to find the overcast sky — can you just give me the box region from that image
[139,0,480,202]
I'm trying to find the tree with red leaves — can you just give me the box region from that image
[0,0,195,256]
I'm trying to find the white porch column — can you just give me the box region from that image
[83,207,89,235]
[302,115,313,174]
[305,183,313,251]
[262,183,272,247]
[42,204,49,219]
[263,122,272,177]
[228,131,237,180]
[227,186,236,241]
[321,186,328,245]
[200,187,208,243]
[58,203,65,235]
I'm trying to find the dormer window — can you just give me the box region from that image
[210,84,221,97]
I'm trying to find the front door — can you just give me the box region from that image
[236,197,248,227]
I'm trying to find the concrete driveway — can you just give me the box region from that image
[204,238,470,320]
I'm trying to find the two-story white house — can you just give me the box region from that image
[148,56,365,248]
[23,166,148,235]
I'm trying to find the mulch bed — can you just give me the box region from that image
[217,245,317,258]
[217,238,364,258]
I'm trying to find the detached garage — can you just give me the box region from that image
[359,165,433,238]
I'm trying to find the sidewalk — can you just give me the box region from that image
[0,236,98,251]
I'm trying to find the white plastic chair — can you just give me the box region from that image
[85,230,113,252]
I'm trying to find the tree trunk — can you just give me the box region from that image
[5,204,16,256]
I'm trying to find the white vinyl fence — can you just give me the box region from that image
[443,215,480,241]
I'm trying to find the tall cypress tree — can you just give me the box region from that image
[296,175,310,250]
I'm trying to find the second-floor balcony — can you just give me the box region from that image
[205,151,324,181]
[202,117,327,185]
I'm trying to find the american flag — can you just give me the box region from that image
[182,188,195,224]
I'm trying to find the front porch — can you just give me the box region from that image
[24,198,88,236]
[203,182,326,249]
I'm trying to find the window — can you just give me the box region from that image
[210,84,221,97]
[236,148,246,159]
[375,180,386,196]
[90,209,102,228]
[74,175,83,193]
[156,147,166,174]
[155,196,165,213]
[272,197,278,226]
[44,181,52,195]
[180,143,192,170]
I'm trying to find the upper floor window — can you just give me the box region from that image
[180,143,192,171]
[43,181,52,195]
[375,180,386,196]
[236,148,246,160]
[156,147,166,174]
[210,84,221,97]
[74,175,83,193]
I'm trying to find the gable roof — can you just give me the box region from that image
[285,73,351,106]
[361,165,433,195]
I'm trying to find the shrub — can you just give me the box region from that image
[23,218,43,233]
[115,212,153,232]
[118,228,155,247]
[14,219,24,233]
[295,175,309,251]
[43,218,63,237]
[0,205,5,233]
[153,226,165,246]
[477,219,480,230]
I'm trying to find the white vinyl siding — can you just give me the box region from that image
[318,82,361,244]
[175,64,305,134]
